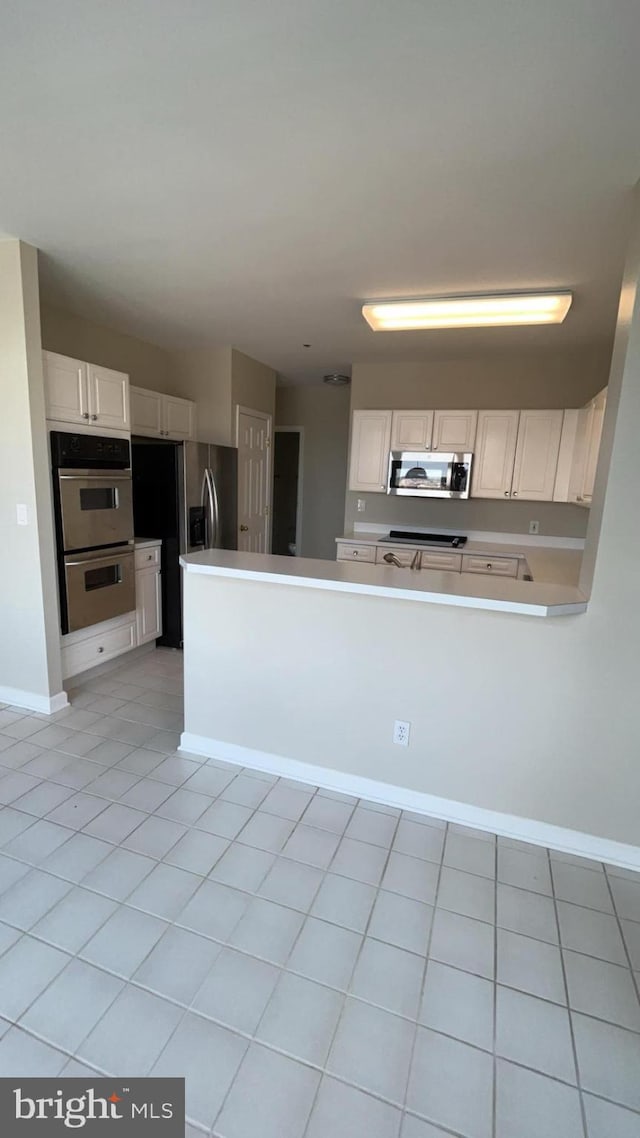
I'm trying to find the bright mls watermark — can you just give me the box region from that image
[0,1079,185,1135]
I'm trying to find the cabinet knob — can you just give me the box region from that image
[147,554,153,561]
[91,414,98,421]
[353,551,358,556]
[486,563,492,570]
[239,524,248,532]
[504,490,510,497]
[97,646,104,654]
[82,412,89,419]
[512,491,518,497]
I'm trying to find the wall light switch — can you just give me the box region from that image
[16,504,28,526]
[357,498,366,513]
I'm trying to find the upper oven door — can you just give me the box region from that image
[58,469,134,551]
[388,452,472,499]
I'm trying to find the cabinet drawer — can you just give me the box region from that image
[135,545,161,571]
[420,552,462,572]
[61,617,136,679]
[336,543,376,563]
[461,555,519,578]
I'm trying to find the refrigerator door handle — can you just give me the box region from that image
[200,469,210,548]
[208,468,220,549]
[205,469,216,549]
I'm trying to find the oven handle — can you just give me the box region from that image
[65,549,133,567]
[58,473,132,481]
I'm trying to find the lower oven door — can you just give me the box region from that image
[58,469,133,551]
[64,546,135,633]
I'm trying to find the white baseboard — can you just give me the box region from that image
[0,686,69,715]
[180,731,640,872]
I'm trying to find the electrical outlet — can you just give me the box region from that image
[393,719,410,747]
[357,498,366,513]
[529,520,540,535]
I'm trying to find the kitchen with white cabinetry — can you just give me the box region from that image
[342,385,607,590]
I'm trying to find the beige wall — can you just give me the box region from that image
[345,345,612,537]
[0,243,62,702]
[182,201,640,851]
[40,303,176,394]
[276,383,350,559]
[169,347,232,444]
[231,349,276,430]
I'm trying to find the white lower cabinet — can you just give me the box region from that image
[461,554,519,578]
[336,542,376,563]
[61,613,137,680]
[135,565,162,645]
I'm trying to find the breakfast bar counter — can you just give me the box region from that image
[180,548,587,617]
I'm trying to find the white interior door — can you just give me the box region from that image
[236,407,272,553]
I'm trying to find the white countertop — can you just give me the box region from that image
[134,538,162,550]
[180,549,588,618]
[336,532,583,588]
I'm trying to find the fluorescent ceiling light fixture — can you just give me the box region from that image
[362,292,572,331]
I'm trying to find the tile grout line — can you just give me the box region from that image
[397,819,450,1134]
[603,862,640,1007]
[492,828,498,1138]
[547,848,588,1138]
[295,807,404,1138]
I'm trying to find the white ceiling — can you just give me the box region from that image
[1,0,639,383]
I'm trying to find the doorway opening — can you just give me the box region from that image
[273,428,303,556]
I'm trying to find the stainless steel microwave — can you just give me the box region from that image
[388,451,473,499]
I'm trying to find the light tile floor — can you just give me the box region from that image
[0,648,639,1137]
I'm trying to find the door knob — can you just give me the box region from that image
[239,524,249,532]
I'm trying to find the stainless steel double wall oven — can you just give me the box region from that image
[51,432,135,634]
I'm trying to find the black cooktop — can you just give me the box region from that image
[381,530,468,549]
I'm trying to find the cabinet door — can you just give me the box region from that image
[511,410,563,501]
[88,364,130,431]
[135,568,162,645]
[348,410,392,492]
[43,351,88,425]
[432,410,478,452]
[130,386,163,437]
[470,411,519,499]
[390,410,433,450]
[553,410,579,502]
[582,389,607,502]
[164,395,195,440]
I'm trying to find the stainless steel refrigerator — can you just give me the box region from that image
[132,439,238,648]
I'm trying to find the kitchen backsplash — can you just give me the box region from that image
[343,492,589,539]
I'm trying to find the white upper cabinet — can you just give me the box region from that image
[560,389,607,506]
[164,395,195,440]
[391,410,433,450]
[87,364,130,432]
[130,386,195,440]
[432,410,478,452]
[471,411,520,499]
[581,388,607,502]
[43,352,88,424]
[348,410,392,492]
[130,387,163,436]
[43,352,129,432]
[511,410,563,501]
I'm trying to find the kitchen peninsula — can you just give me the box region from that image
[177,546,639,868]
